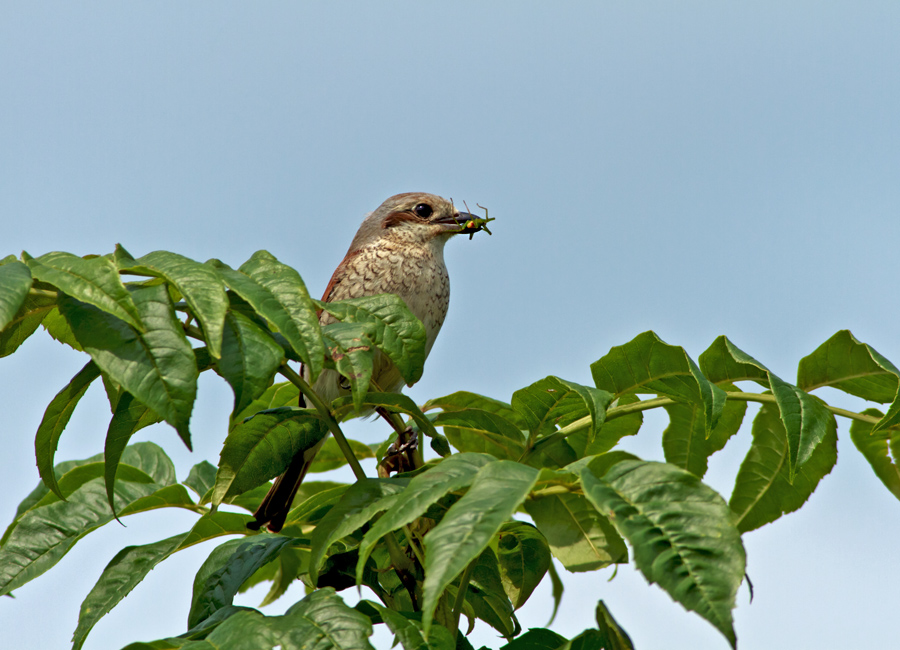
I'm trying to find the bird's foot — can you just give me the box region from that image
[379,427,419,477]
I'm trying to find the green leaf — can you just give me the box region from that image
[237,251,326,380]
[594,600,635,650]
[464,549,519,638]
[321,322,375,411]
[24,251,143,329]
[34,361,101,500]
[308,478,409,585]
[230,381,299,430]
[433,409,526,460]
[0,443,180,597]
[699,336,831,476]
[104,391,165,514]
[730,402,838,532]
[41,306,83,350]
[422,461,540,634]
[188,535,295,628]
[0,259,32,331]
[281,483,350,530]
[849,408,900,501]
[499,628,568,650]
[524,470,626,572]
[512,376,612,440]
[424,391,528,429]
[0,291,57,357]
[580,460,745,648]
[367,601,455,650]
[662,392,747,478]
[217,310,285,416]
[356,453,496,584]
[58,283,198,448]
[117,249,228,359]
[591,331,724,434]
[495,521,551,609]
[213,407,329,504]
[309,437,376,472]
[798,330,900,432]
[283,588,375,648]
[331,392,442,445]
[209,258,326,380]
[257,547,310,608]
[319,293,427,386]
[72,534,185,650]
[184,461,218,499]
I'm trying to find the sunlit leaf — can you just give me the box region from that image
[0,259,32,331]
[217,310,284,416]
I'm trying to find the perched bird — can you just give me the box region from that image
[249,192,480,532]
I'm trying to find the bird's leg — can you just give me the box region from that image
[376,406,420,476]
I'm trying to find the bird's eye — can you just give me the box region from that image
[413,203,433,218]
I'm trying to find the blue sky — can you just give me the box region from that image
[2,3,899,648]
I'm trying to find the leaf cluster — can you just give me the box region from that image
[2,250,900,649]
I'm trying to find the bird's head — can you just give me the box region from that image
[348,192,481,251]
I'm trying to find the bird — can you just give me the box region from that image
[248,192,480,532]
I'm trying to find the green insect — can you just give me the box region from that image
[458,202,495,240]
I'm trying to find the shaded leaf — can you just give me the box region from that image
[184,461,218,499]
[309,437,376,473]
[0,291,57,357]
[424,391,527,429]
[356,453,496,584]
[849,408,900,502]
[217,310,284,416]
[34,361,101,499]
[231,380,300,429]
[513,376,611,441]
[188,535,295,628]
[422,461,540,634]
[495,521,551,609]
[594,600,634,650]
[321,322,376,411]
[367,601,455,650]
[213,407,329,504]
[730,402,838,533]
[434,409,526,460]
[662,391,747,478]
[580,460,745,647]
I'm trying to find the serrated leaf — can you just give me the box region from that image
[0,259,32,330]
[367,601,455,650]
[495,521,551,609]
[209,258,325,380]
[238,250,325,380]
[34,361,101,500]
[524,471,626,572]
[117,249,228,359]
[433,409,526,460]
[699,336,831,476]
[849,408,900,502]
[580,460,745,648]
[798,330,900,432]
[424,391,527,429]
[309,478,409,584]
[188,535,295,628]
[217,310,285,416]
[591,331,724,434]
[41,306,83,350]
[319,293,427,386]
[662,393,747,478]
[0,443,182,597]
[730,402,838,532]
[24,251,143,329]
[72,534,185,650]
[58,283,198,448]
[213,407,329,504]
[422,461,540,635]
[356,453,496,584]
[512,376,612,441]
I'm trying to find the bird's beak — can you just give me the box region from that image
[434,211,478,234]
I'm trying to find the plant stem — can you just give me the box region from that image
[449,559,478,644]
[278,362,366,481]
